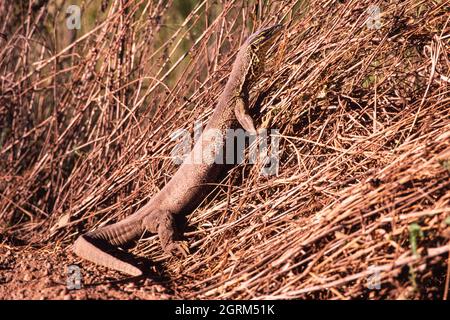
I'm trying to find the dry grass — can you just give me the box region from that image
[1,0,450,299]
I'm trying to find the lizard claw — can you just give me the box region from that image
[164,240,189,258]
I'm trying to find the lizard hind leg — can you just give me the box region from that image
[142,210,189,258]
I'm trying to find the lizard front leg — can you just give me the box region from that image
[234,96,257,134]
[142,210,189,257]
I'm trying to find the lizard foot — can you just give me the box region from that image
[164,240,189,258]
[142,209,189,258]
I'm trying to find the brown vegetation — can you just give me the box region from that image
[1,0,449,299]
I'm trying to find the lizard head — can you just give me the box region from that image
[238,23,282,86]
[227,23,283,91]
[247,23,283,56]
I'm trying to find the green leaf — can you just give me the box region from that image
[409,223,423,257]
[445,216,450,226]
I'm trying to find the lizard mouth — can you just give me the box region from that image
[262,24,283,39]
[257,23,283,43]
[249,23,283,49]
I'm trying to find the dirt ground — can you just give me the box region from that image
[2,241,449,300]
[0,245,175,300]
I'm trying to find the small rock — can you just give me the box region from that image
[144,279,153,286]
[43,278,54,287]
[125,282,136,289]
[23,273,34,282]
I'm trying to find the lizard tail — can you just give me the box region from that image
[72,218,144,276]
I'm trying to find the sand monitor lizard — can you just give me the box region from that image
[73,24,283,276]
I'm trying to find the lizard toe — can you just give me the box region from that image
[165,241,189,258]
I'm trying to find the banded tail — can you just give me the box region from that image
[72,217,144,276]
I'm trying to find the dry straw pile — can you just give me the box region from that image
[1,0,449,299]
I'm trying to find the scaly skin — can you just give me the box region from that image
[72,24,283,276]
